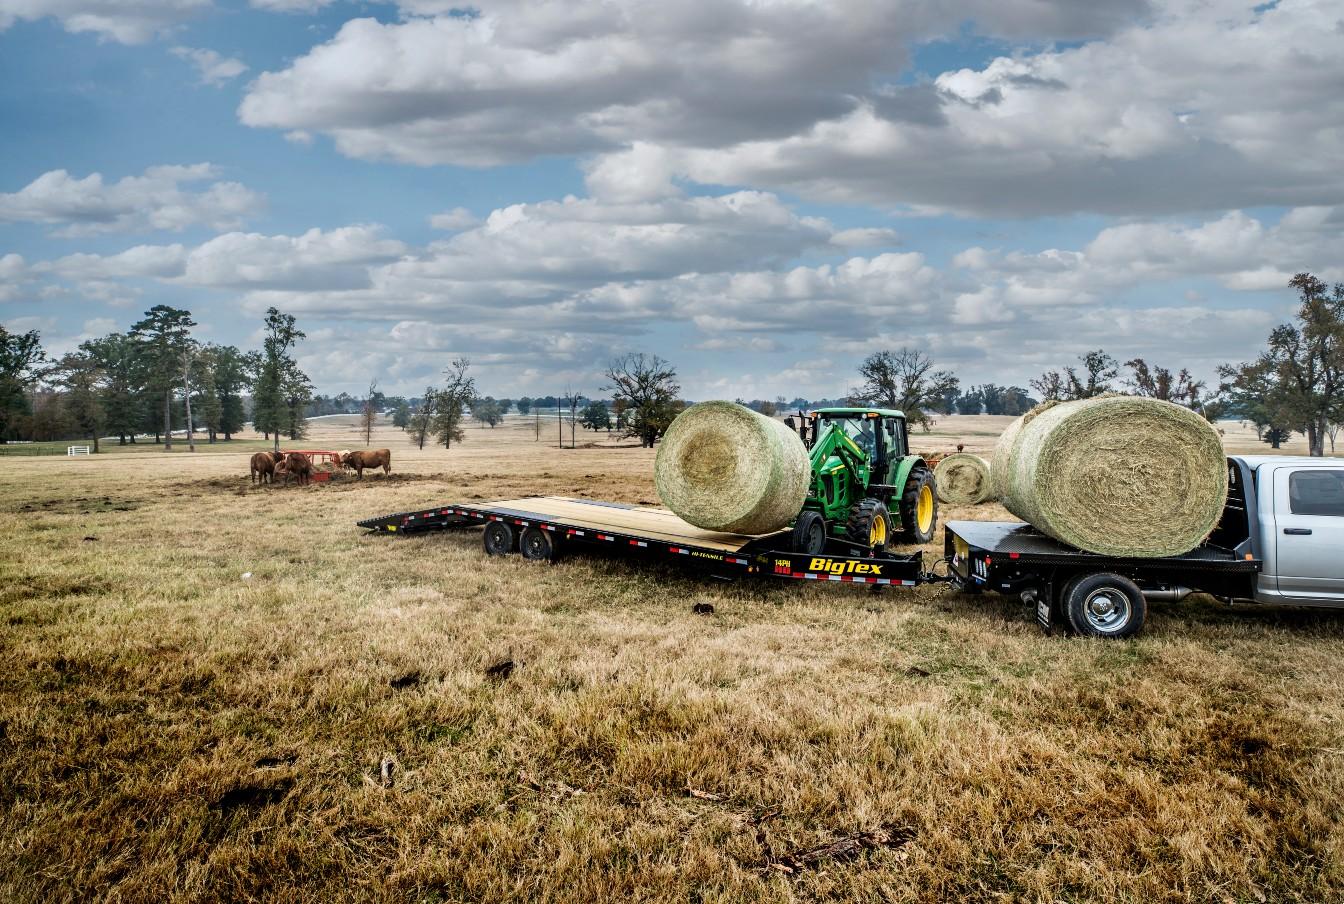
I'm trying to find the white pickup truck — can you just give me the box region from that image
[946,455,1344,637]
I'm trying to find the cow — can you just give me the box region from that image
[284,452,313,486]
[249,452,276,485]
[273,459,291,486]
[269,450,286,463]
[343,448,392,479]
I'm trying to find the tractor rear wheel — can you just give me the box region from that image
[791,511,827,555]
[846,499,892,553]
[898,468,937,544]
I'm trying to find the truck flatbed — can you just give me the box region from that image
[359,496,925,586]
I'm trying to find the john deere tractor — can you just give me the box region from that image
[783,408,937,555]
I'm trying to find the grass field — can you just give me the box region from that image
[2,414,1342,902]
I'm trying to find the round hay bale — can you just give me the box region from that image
[934,453,992,505]
[993,396,1226,557]
[654,400,809,534]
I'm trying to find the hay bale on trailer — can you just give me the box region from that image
[654,400,809,534]
[990,396,1226,557]
[934,453,992,505]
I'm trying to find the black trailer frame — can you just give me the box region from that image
[944,519,1261,634]
[358,496,928,587]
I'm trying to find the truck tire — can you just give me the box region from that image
[791,511,827,555]
[898,467,937,544]
[1061,572,1146,638]
[846,499,892,553]
[519,525,557,562]
[483,520,517,556]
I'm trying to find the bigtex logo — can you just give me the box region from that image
[807,557,884,576]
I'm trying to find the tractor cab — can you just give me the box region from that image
[784,406,936,554]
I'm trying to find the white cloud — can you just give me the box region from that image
[170,46,248,86]
[249,0,334,10]
[830,227,900,248]
[237,0,1148,172]
[0,164,264,236]
[428,207,479,231]
[178,226,407,289]
[0,0,210,44]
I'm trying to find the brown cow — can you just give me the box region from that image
[284,452,313,486]
[273,459,291,486]
[250,452,276,485]
[342,448,392,479]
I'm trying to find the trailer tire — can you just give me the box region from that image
[519,526,557,562]
[792,511,827,555]
[898,468,938,544]
[483,521,517,556]
[1062,572,1146,638]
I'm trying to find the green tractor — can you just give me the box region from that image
[783,407,938,555]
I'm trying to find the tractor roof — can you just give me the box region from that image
[813,407,906,419]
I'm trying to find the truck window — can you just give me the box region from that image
[1289,470,1344,516]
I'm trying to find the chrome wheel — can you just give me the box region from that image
[1083,588,1130,632]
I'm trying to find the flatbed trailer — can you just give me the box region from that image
[357,495,929,587]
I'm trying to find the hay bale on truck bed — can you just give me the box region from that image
[991,396,1227,557]
[654,400,809,534]
[934,453,992,505]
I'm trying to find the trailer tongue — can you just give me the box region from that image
[357,495,927,586]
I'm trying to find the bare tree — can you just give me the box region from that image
[1033,349,1118,401]
[604,353,681,447]
[1124,358,1206,406]
[434,358,475,449]
[848,348,959,432]
[361,379,378,445]
[405,387,436,449]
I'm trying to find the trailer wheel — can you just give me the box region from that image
[519,526,557,562]
[791,511,827,554]
[1062,572,1146,638]
[483,521,517,556]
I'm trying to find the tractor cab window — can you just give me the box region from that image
[817,416,878,458]
[883,419,905,458]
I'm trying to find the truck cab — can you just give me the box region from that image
[1227,455,1344,606]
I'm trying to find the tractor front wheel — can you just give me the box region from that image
[898,468,938,544]
[846,499,892,553]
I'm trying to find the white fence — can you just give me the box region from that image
[67,445,91,456]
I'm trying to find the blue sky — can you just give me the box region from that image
[2,0,1340,400]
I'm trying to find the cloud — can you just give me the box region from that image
[830,227,900,248]
[0,0,211,44]
[428,207,479,231]
[0,164,264,236]
[249,0,334,10]
[237,0,1148,170]
[170,46,248,86]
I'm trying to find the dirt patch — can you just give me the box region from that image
[10,497,140,515]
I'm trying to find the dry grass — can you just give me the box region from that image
[2,415,1343,903]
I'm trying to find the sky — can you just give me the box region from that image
[1,0,1342,402]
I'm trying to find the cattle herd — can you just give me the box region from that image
[249,448,392,486]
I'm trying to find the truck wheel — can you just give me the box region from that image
[519,526,557,562]
[898,468,937,544]
[846,499,892,552]
[791,511,827,554]
[1062,573,1146,638]
[483,521,516,556]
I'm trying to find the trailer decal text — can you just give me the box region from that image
[807,557,884,576]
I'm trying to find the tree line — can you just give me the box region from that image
[0,305,313,452]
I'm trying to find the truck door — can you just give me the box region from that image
[1273,465,1344,601]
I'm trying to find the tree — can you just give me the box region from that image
[580,400,612,431]
[281,362,313,441]
[80,333,141,445]
[210,345,250,440]
[1219,274,1344,456]
[391,399,411,429]
[972,384,1035,416]
[194,346,223,443]
[56,351,107,452]
[472,396,504,428]
[516,397,532,416]
[1032,349,1118,401]
[254,308,306,452]
[130,305,196,450]
[406,389,436,449]
[604,353,681,447]
[1124,358,1207,408]
[848,348,959,432]
[361,379,379,444]
[434,358,475,448]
